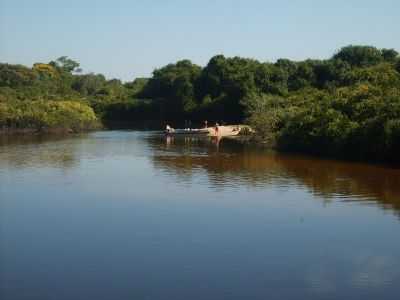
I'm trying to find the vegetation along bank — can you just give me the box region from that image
[1,46,400,163]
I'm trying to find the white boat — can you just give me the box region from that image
[165,128,209,135]
[165,125,242,137]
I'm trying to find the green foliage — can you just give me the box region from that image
[246,80,400,162]
[381,49,399,62]
[349,63,400,88]
[141,60,201,119]
[313,59,352,88]
[72,73,106,95]
[1,45,400,163]
[243,93,288,142]
[0,58,124,131]
[50,56,81,73]
[395,58,400,73]
[196,55,277,121]
[0,100,98,131]
[0,64,38,87]
[333,45,384,67]
[124,78,149,97]
[333,46,398,68]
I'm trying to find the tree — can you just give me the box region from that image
[141,59,201,119]
[197,55,262,121]
[288,60,317,90]
[72,73,106,95]
[313,59,351,88]
[0,63,37,87]
[381,48,398,62]
[333,45,383,67]
[124,78,149,97]
[50,56,80,73]
[396,58,400,73]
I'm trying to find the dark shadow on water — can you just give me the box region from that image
[148,134,400,215]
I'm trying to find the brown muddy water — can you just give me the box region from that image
[1,131,400,300]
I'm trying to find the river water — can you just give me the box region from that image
[1,131,400,300]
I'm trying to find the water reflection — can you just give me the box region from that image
[1,132,400,214]
[0,134,82,169]
[0,131,149,170]
[1,131,400,300]
[149,135,400,214]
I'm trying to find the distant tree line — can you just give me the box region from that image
[1,45,400,162]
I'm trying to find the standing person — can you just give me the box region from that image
[214,122,219,136]
[166,124,171,133]
[204,120,208,128]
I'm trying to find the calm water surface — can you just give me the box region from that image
[1,131,400,300]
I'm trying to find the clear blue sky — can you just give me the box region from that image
[1,0,399,81]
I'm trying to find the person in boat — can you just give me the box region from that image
[204,120,208,128]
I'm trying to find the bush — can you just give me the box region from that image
[0,100,99,132]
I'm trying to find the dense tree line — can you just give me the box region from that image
[1,45,399,162]
[243,47,400,163]
[0,56,144,131]
[137,45,400,163]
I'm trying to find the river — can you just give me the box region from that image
[1,131,400,300]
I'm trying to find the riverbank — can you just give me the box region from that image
[1,45,399,163]
[0,126,101,136]
[0,100,101,135]
[233,133,400,166]
[1,125,398,166]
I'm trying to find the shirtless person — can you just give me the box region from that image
[214,122,219,135]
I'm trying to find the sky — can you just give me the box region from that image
[1,0,399,81]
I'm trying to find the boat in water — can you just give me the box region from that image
[165,125,242,137]
[165,128,209,135]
